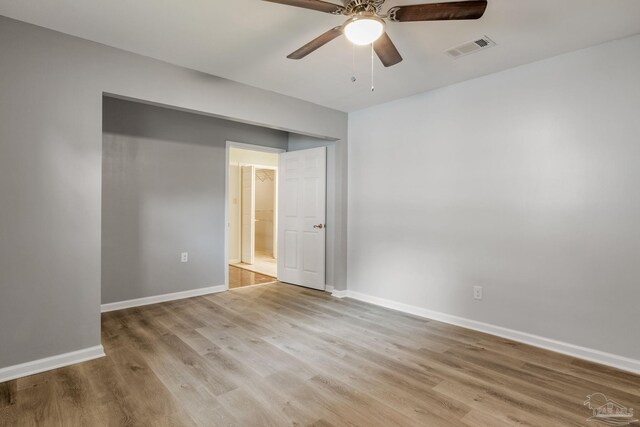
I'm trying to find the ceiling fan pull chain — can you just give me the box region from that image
[370,43,375,92]
[351,44,357,83]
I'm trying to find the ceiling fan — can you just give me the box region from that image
[263,0,488,67]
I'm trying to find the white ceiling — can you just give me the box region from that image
[1,0,639,112]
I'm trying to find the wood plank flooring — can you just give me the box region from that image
[1,282,639,426]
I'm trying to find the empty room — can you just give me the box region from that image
[1,1,639,426]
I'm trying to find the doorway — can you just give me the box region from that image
[252,167,277,275]
[226,143,281,288]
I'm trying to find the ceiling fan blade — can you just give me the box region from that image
[387,1,487,22]
[287,27,343,60]
[263,0,344,14]
[374,33,403,67]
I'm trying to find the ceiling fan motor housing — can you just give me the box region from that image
[343,0,385,16]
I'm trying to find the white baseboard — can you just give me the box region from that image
[101,285,226,313]
[228,259,241,264]
[344,290,640,375]
[325,285,334,293]
[0,345,105,383]
[331,289,348,298]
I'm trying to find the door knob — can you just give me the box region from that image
[313,224,325,229]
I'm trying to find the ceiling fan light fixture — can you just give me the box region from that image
[344,15,385,46]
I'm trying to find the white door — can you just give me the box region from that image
[228,164,241,264]
[241,165,255,264]
[277,147,326,290]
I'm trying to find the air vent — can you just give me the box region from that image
[446,36,496,59]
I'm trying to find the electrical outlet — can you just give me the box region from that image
[181,252,188,263]
[473,286,483,300]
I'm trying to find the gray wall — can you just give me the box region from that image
[348,34,640,361]
[0,15,347,370]
[102,97,287,304]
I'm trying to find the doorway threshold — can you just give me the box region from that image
[231,252,276,278]
[229,265,276,289]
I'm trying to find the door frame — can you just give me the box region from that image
[225,141,285,290]
[240,164,256,265]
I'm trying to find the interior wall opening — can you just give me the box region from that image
[101,97,288,306]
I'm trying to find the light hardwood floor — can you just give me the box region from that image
[1,283,639,426]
